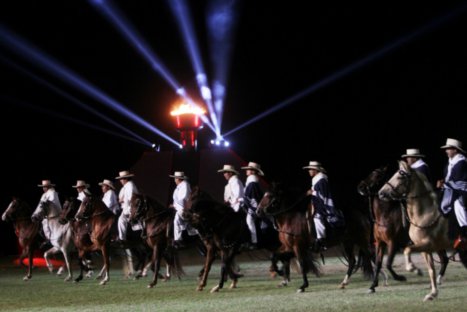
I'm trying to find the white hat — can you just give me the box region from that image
[37,180,55,187]
[441,138,466,153]
[115,170,135,179]
[217,164,239,175]
[302,161,327,173]
[241,162,264,176]
[401,148,425,158]
[98,179,115,190]
[169,171,189,180]
[72,180,90,188]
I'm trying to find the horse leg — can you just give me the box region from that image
[99,245,111,285]
[198,243,215,291]
[436,250,449,285]
[148,245,161,288]
[44,246,59,273]
[368,243,384,293]
[386,242,406,282]
[420,251,438,301]
[405,247,422,276]
[74,252,85,282]
[60,248,73,282]
[340,243,356,289]
[23,246,33,281]
[211,249,232,293]
[294,245,309,293]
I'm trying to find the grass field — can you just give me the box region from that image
[0,249,466,312]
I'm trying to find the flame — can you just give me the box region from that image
[170,103,206,116]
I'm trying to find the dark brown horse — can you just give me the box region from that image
[357,166,442,293]
[2,198,42,280]
[257,183,374,292]
[129,193,184,288]
[183,188,292,292]
[74,196,115,285]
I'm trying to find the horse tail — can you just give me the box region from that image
[303,249,321,277]
[164,248,185,278]
[457,249,467,269]
[358,248,374,279]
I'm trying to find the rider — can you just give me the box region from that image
[240,161,265,250]
[170,171,197,249]
[437,138,467,250]
[37,180,62,248]
[72,180,91,202]
[218,164,245,212]
[401,148,432,184]
[99,179,120,215]
[303,161,345,252]
[115,170,139,243]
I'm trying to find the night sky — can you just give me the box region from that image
[1,1,467,254]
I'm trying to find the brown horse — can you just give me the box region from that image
[184,188,292,293]
[74,196,115,285]
[257,183,374,292]
[358,166,440,293]
[129,193,184,288]
[379,160,467,301]
[2,198,42,280]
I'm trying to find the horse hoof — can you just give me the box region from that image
[416,269,423,276]
[296,288,305,293]
[23,276,31,281]
[423,294,435,302]
[99,280,108,286]
[367,288,375,294]
[57,267,65,276]
[196,286,204,291]
[229,282,237,289]
[147,284,155,289]
[338,283,346,289]
[395,275,407,282]
[210,285,220,293]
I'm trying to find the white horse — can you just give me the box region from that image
[32,200,74,281]
[379,161,467,301]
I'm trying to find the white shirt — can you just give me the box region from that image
[38,188,62,210]
[224,175,244,212]
[172,180,191,213]
[102,189,120,215]
[77,190,88,202]
[119,180,138,215]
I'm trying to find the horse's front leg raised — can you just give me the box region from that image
[404,247,422,276]
[44,246,59,273]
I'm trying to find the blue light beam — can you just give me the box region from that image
[223,4,467,138]
[0,55,152,146]
[0,25,180,147]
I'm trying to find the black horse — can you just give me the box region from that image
[184,188,292,292]
[257,182,374,292]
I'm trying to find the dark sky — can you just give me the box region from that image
[1,1,467,252]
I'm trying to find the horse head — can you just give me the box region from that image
[59,197,81,224]
[75,197,93,220]
[32,200,59,222]
[257,182,301,217]
[378,161,412,201]
[130,193,147,222]
[2,197,30,222]
[357,165,389,196]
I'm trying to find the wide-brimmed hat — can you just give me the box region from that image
[441,138,466,153]
[98,179,115,190]
[241,162,264,176]
[217,164,239,175]
[302,161,327,173]
[401,148,425,159]
[37,180,55,188]
[115,170,135,179]
[169,171,189,180]
[72,180,90,188]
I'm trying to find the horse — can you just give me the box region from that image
[71,196,115,285]
[2,198,42,280]
[31,200,74,281]
[358,166,433,293]
[183,188,292,293]
[257,183,374,292]
[129,193,184,288]
[378,160,466,301]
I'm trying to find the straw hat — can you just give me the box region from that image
[241,162,264,176]
[37,180,55,187]
[302,161,327,173]
[401,148,425,158]
[72,180,90,188]
[440,138,466,154]
[98,179,115,190]
[217,164,239,175]
[115,170,135,179]
[169,171,189,180]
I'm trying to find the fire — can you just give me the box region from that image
[170,103,206,116]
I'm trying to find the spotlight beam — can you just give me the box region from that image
[168,0,220,134]
[223,3,467,138]
[1,55,151,146]
[0,25,180,147]
[90,0,218,135]
[3,96,146,146]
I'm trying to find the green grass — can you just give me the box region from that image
[0,251,466,311]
